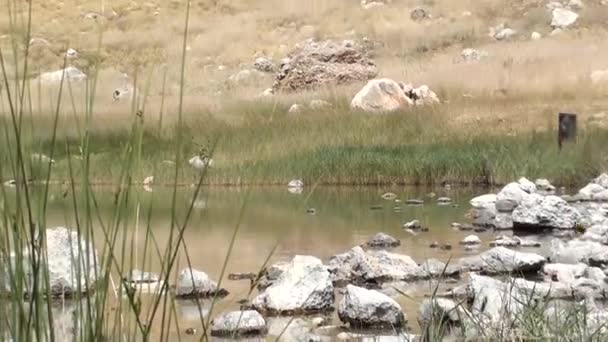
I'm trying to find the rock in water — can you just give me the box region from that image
[460,235,481,246]
[418,298,467,329]
[125,269,159,284]
[469,194,496,209]
[35,227,98,296]
[364,232,400,248]
[175,268,227,298]
[512,194,580,230]
[273,39,377,92]
[551,8,578,28]
[210,310,267,337]
[327,247,425,285]
[458,246,545,274]
[351,78,413,112]
[253,255,334,314]
[338,285,406,328]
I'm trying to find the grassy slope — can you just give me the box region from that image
[1,0,608,186]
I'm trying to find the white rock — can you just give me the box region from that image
[66,48,78,58]
[551,8,578,28]
[253,255,334,314]
[593,173,608,188]
[338,285,405,327]
[546,1,563,11]
[495,28,516,41]
[550,239,608,265]
[578,183,606,200]
[175,268,226,297]
[460,235,481,245]
[460,48,488,63]
[253,57,275,73]
[512,194,580,229]
[288,104,302,114]
[458,246,545,274]
[409,85,440,105]
[531,31,542,40]
[497,182,530,205]
[327,247,425,284]
[210,310,267,337]
[418,298,467,329]
[518,177,537,194]
[189,156,213,170]
[535,178,555,192]
[31,153,55,164]
[7,227,99,296]
[470,194,497,209]
[38,67,86,84]
[543,263,587,282]
[591,70,608,84]
[351,78,413,112]
[288,179,304,188]
[143,176,154,186]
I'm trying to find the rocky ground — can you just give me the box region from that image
[2,0,608,132]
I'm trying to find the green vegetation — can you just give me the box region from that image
[7,100,607,187]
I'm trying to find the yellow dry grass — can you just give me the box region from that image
[1,0,608,133]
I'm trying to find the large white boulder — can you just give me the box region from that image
[351,78,413,112]
[496,182,530,206]
[551,8,578,28]
[338,284,406,328]
[253,255,334,314]
[512,194,580,229]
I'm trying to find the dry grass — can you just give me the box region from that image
[0,0,607,130]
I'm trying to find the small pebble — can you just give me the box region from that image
[306,208,317,215]
[185,328,196,335]
[429,241,439,248]
[440,244,452,251]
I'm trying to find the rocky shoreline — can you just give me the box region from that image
[4,174,608,340]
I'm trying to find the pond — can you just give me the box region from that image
[29,185,558,340]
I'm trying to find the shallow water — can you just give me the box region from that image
[34,186,554,339]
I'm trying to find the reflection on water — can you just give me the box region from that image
[31,185,519,338]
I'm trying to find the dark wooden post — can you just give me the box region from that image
[558,113,577,150]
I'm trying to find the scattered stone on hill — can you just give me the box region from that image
[591,69,608,84]
[403,84,440,105]
[410,7,429,21]
[351,78,413,112]
[362,1,386,10]
[309,99,331,110]
[38,67,87,84]
[531,31,542,40]
[490,24,516,40]
[288,104,303,115]
[551,8,578,28]
[460,48,488,63]
[29,37,50,47]
[254,57,275,73]
[272,39,377,93]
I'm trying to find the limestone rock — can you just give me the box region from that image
[338,284,405,328]
[351,78,413,112]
